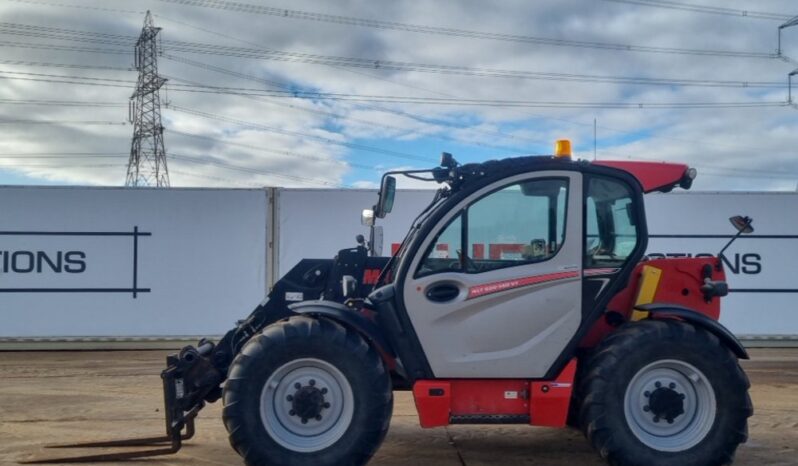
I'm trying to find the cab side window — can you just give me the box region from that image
[416,213,463,276]
[417,178,568,277]
[585,176,639,268]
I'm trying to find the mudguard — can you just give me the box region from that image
[289,300,395,358]
[635,302,749,359]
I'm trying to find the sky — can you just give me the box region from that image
[0,0,796,191]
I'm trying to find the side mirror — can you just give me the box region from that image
[341,275,358,298]
[375,175,396,218]
[718,215,754,266]
[361,208,375,226]
[729,215,754,234]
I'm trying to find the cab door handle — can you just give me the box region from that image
[425,283,460,303]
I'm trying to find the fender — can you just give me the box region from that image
[289,300,396,358]
[635,302,749,360]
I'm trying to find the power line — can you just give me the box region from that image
[169,120,798,186]
[170,153,349,187]
[0,58,132,72]
[166,86,789,108]
[0,25,787,89]
[162,54,285,89]
[0,74,130,88]
[168,105,436,163]
[564,118,784,155]
[602,0,794,21]
[0,9,788,184]
[0,119,126,125]
[778,16,798,57]
[163,62,526,154]
[0,163,123,168]
[0,22,136,43]
[153,15,549,148]
[0,70,133,88]
[0,68,786,109]
[4,0,144,15]
[2,20,790,113]
[0,153,127,157]
[0,69,132,84]
[157,0,778,59]
[0,98,125,107]
[161,53,795,154]
[6,0,789,57]
[169,129,379,171]
[144,41,793,88]
[0,39,128,55]
[0,150,350,187]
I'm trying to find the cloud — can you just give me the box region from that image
[0,0,795,190]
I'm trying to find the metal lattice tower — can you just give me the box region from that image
[126,11,169,187]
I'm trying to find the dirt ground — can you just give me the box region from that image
[0,349,796,466]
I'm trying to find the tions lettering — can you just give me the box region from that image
[0,251,86,274]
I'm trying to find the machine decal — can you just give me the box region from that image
[285,292,304,302]
[631,265,662,321]
[467,271,580,300]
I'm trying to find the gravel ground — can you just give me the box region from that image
[1,348,796,465]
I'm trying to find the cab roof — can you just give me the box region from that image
[449,155,693,194]
[592,160,693,193]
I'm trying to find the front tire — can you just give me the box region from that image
[579,319,752,466]
[223,316,393,466]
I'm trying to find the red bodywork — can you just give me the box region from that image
[581,257,725,348]
[412,360,577,428]
[592,160,690,193]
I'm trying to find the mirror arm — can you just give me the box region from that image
[368,225,376,257]
[717,218,753,270]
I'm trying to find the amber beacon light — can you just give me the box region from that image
[554,139,572,158]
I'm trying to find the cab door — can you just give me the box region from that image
[401,171,583,378]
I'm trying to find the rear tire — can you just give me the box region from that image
[578,319,752,466]
[223,315,393,466]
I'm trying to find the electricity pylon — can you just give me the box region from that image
[125,11,169,187]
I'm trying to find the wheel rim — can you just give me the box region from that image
[623,359,716,452]
[260,358,354,452]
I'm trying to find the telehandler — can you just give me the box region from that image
[29,140,752,466]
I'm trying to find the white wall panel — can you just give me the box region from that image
[645,192,798,335]
[0,186,268,337]
[276,189,435,277]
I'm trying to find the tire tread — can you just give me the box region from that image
[578,320,751,466]
[223,315,392,466]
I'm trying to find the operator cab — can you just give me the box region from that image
[365,141,697,381]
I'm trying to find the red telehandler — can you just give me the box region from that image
[28,141,752,466]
